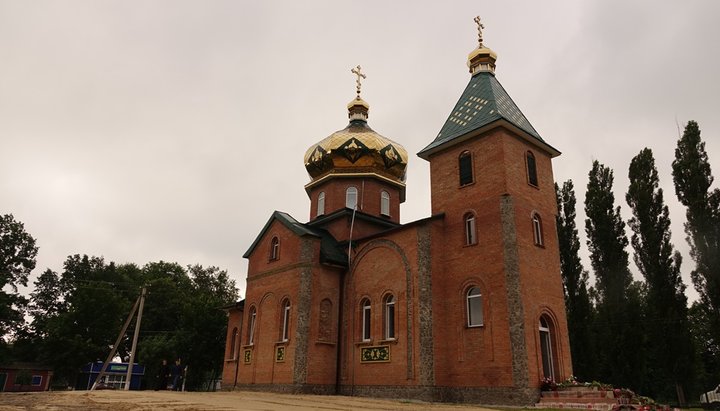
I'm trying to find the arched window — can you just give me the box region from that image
[526,151,538,187]
[361,299,371,341]
[459,151,473,186]
[464,213,477,245]
[346,186,358,209]
[539,315,556,380]
[230,327,238,359]
[270,237,280,260]
[466,287,483,327]
[317,192,325,216]
[380,191,390,216]
[532,213,544,246]
[280,299,291,342]
[384,294,395,340]
[247,307,257,345]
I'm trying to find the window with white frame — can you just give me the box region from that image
[247,307,257,345]
[466,287,483,327]
[230,327,238,359]
[384,294,395,339]
[281,299,291,342]
[270,237,280,260]
[532,213,544,246]
[380,191,390,216]
[464,213,477,245]
[317,192,325,216]
[346,186,358,209]
[361,299,371,341]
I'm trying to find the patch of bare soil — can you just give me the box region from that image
[0,390,501,411]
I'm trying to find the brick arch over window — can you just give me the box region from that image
[459,150,474,186]
[526,150,538,187]
[531,212,544,246]
[459,277,490,329]
[269,236,280,260]
[537,310,561,381]
[359,297,372,341]
[382,292,396,340]
[349,239,417,379]
[280,298,291,342]
[246,305,257,345]
[463,212,477,245]
[229,327,239,359]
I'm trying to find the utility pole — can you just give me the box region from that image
[125,286,147,390]
[91,286,146,391]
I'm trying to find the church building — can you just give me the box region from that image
[221,19,572,405]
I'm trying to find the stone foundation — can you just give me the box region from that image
[224,383,541,406]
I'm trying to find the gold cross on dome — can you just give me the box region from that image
[474,16,485,47]
[351,65,366,97]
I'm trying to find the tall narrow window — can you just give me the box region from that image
[384,294,395,340]
[346,186,358,209]
[270,237,280,260]
[526,151,538,187]
[466,287,483,327]
[230,327,238,359]
[532,213,544,246]
[280,299,291,342]
[361,299,371,341]
[380,191,390,216]
[459,151,473,186]
[317,192,325,216]
[539,316,556,380]
[247,307,257,345]
[464,213,477,245]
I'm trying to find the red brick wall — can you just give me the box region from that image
[307,177,401,223]
[342,231,419,387]
[221,306,244,387]
[426,127,572,388]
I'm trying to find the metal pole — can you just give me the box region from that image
[91,293,141,390]
[125,287,146,390]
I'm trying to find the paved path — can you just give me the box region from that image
[0,390,502,410]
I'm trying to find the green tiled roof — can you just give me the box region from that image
[243,211,346,267]
[418,72,545,158]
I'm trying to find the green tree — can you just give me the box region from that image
[0,214,38,341]
[555,180,595,380]
[43,255,138,385]
[627,148,694,402]
[672,120,720,356]
[585,160,645,390]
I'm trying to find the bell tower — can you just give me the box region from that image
[418,17,572,392]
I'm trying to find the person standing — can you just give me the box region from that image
[171,358,182,391]
[155,359,169,390]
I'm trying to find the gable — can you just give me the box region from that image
[242,211,319,258]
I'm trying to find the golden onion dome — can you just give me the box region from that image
[303,67,408,185]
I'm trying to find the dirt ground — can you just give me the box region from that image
[0,390,503,411]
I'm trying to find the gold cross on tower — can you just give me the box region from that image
[474,16,485,47]
[351,65,366,98]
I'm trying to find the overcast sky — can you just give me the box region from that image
[2,1,718,301]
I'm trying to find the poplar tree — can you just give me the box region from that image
[672,120,720,350]
[555,180,595,380]
[627,148,693,402]
[585,160,644,389]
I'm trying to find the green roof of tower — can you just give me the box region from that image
[418,71,558,159]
